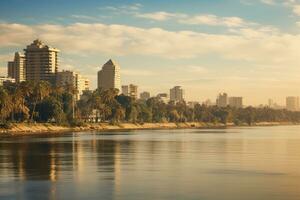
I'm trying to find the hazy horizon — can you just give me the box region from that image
[1,0,300,105]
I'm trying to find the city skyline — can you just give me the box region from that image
[1,0,300,105]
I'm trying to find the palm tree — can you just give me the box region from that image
[30,81,51,121]
[0,87,13,122]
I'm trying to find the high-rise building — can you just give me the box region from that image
[140,91,150,100]
[157,93,169,103]
[98,59,121,92]
[0,76,15,86]
[122,84,138,99]
[170,86,184,102]
[228,97,243,108]
[7,52,25,82]
[286,96,299,111]
[216,93,228,107]
[57,70,90,99]
[24,39,59,84]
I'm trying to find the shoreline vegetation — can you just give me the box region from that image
[0,122,299,136]
[1,81,300,137]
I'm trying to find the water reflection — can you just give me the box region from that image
[0,127,300,199]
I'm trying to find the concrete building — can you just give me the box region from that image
[24,39,59,84]
[170,86,184,102]
[98,59,121,92]
[228,97,243,108]
[286,96,299,111]
[216,93,228,107]
[140,91,150,100]
[157,93,169,103]
[122,84,138,99]
[7,52,25,83]
[0,76,15,86]
[57,70,90,99]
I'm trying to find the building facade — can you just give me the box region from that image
[286,96,299,111]
[216,93,228,107]
[7,52,25,83]
[170,86,184,102]
[24,39,59,84]
[57,70,90,99]
[228,97,243,108]
[98,59,121,92]
[140,91,150,100]
[0,76,15,86]
[122,84,138,99]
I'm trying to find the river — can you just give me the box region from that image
[1,126,300,200]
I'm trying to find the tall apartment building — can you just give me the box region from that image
[286,96,299,111]
[98,59,121,92]
[24,39,59,84]
[122,84,138,99]
[170,86,184,102]
[216,93,228,107]
[140,91,150,100]
[228,97,243,108]
[7,52,25,82]
[57,70,90,100]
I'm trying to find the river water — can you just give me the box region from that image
[1,126,300,200]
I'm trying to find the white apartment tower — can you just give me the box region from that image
[7,52,25,82]
[170,86,184,102]
[216,93,228,107]
[286,96,299,111]
[24,39,59,84]
[57,70,90,100]
[98,59,121,92]
[122,84,138,99]
[228,97,243,108]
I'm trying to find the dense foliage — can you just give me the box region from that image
[1,81,300,126]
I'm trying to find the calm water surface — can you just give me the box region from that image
[1,126,300,200]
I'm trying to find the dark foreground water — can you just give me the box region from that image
[1,126,300,200]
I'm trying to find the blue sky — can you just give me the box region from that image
[1,0,300,105]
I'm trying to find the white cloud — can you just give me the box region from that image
[261,0,276,5]
[0,22,299,67]
[136,12,181,21]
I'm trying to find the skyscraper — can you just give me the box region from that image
[228,97,243,108]
[24,39,59,84]
[7,52,25,82]
[286,96,299,111]
[216,93,228,107]
[122,84,138,99]
[170,86,184,102]
[98,59,121,92]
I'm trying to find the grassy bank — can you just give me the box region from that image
[0,121,298,136]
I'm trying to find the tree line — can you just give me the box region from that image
[1,81,300,127]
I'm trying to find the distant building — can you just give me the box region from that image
[170,86,184,102]
[188,101,199,108]
[7,52,25,83]
[286,96,299,111]
[203,99,214,106]
[98,59,121,92]
[24,39,59,84]
[57,70,90,99]
[228,97,243,108]
[216,93,228,107]
[157,93,169,103]
[0,76,15,86]
[140,91,150,100]
[122,84,138,99]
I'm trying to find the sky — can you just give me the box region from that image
[1,0,300,105]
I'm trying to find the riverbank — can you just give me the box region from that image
[0,121,298,136]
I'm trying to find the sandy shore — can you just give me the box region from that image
[0,121,297,136]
